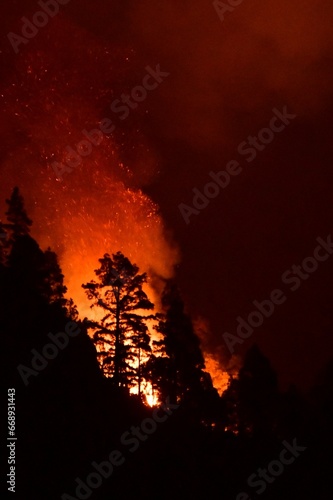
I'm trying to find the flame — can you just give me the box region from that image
[203,353,230,395]
[130,382,159,407]
[193,316,235,395]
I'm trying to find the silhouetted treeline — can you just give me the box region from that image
[2,188,333,499]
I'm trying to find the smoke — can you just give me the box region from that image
[126,0,333,149]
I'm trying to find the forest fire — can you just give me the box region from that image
[0,20,231,403]
[2,3,332,497]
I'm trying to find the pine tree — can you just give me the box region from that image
[82,251,154,392]
[223,344,280,437]
[5,186,32,238]
[154,281,206,404]
[3,188,68,310]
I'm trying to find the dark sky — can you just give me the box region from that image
[1,0,333,391]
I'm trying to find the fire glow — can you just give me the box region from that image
[0,20,230,402]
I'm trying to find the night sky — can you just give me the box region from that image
[1,0,333,392]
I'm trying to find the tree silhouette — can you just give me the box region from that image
[0,219,7,264]
[154,281,206,404]
[42,248,68,307]
[223,344,280,437]
[5,186,32,238]
[3,189,68,313]
[82,251,154,392]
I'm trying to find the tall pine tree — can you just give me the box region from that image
[3,187,67,312]
[154,281,206,404]
[82,251,154,392]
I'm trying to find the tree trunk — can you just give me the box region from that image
[114,287,121,387]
